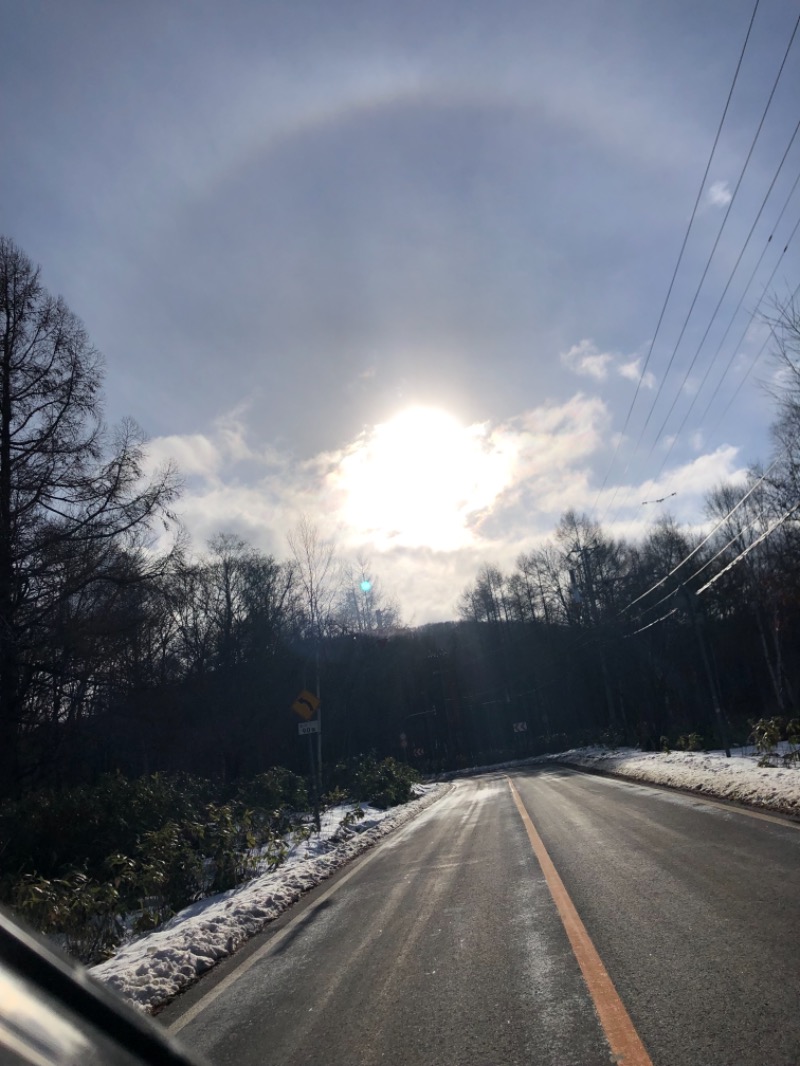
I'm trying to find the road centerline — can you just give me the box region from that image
[507,775,654,1066]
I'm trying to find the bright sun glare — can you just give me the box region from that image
[335,407,513,551]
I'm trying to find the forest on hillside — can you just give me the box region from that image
[3,235,800,801]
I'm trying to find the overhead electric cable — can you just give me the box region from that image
[676,181,800,437]
[645,117,800,463]
[627,608,679,638]
[630,500,771,622]
[589,0,762,516]
[599,7,799,527]
[621,456,779,612]
[696,499,800,594]
[704,273,800,436]
[642,179,800,490]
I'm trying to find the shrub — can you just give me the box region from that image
[338,754,420,809]
[675,733,705,752]
[13,870,126,964]
[786,718,800,764]
[236,768,308,826]
[749,717,783,766]
[0,771,216,894]
[1,765,315,960]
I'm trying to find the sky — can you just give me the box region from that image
[2,0,799,624]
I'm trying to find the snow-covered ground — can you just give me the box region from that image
[543,744,800,818]
[92,784,447,1013]
[94,744,799,1015]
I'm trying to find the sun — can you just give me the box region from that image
[334,406,512,550]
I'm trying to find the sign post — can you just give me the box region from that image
[292,689,322,830]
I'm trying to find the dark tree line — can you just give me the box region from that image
[4,236,800,798]
[453,299,800,756]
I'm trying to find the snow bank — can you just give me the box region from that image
[92,784,447,1013]
[549,745,800,817]
[92,746,799,1015]
[438,743,800,819]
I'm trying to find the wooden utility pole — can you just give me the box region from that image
[680,587,731,757]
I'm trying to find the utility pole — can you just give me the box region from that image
[570,543,617,733]
[680,587,731,757]
[315,641,322,824]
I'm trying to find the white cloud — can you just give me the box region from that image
[593,443,748,542]
[145,406,748,624]
[560,339,613,380]
[706,180,732,208]
[562,340,656,390]
[146,433,222,478]
[618,357,656,389]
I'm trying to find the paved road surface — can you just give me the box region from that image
[161,767,800,1065]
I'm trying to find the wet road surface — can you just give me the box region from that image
[161,767,800,1066]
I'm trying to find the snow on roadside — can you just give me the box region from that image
[547,745,800,817]
[92,746,800,1014]
[438,743,800,819]
[92,783,447,1013]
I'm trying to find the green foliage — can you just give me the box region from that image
[786,718,800,764]
[320,787,366,841]
[0,766,311,962]
[134,821,206,920]
[328,754,420,809]
[201,803,260,895]
[0,771,216,893]
[236,768,308,821]
[675,732,705,752]
[659,736,671,754]
[749,716,783,765]
[3,757,420,963]
[749,716,800,766]
[13,869,126,964]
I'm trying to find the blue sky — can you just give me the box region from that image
[3,1,799,621]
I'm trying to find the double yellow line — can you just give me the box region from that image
[507,777,654,1066]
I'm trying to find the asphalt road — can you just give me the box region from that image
[161,767,800,1066]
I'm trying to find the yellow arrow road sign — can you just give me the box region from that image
[291,689,320,721]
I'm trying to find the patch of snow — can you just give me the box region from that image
[92,746,799,1015]
[91,786,448,1013]
[437,744,800,819]
[546,745,800,817]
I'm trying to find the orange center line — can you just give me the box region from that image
[507,776,654,1066]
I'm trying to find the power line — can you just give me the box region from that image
[643,117,800,472]
[703,271,800,439]
[674,190,800,451]
[629,495,772,623]
[621,456,779,613]
[599,7,799,527]
[696,498,800,594]
[627,607,679,638]
[589,0,762,517]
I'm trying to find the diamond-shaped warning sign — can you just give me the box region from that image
[291,689,320,721]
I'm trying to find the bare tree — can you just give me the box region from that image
[338,553,401,633]
[286,516,342,641]
[0,237,180,791]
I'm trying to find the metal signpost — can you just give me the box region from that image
[292,689,322,830]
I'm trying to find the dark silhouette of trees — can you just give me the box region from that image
[0,237,180,792]
[6,243,800,796]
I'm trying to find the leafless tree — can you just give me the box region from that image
[0,237,180,791]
